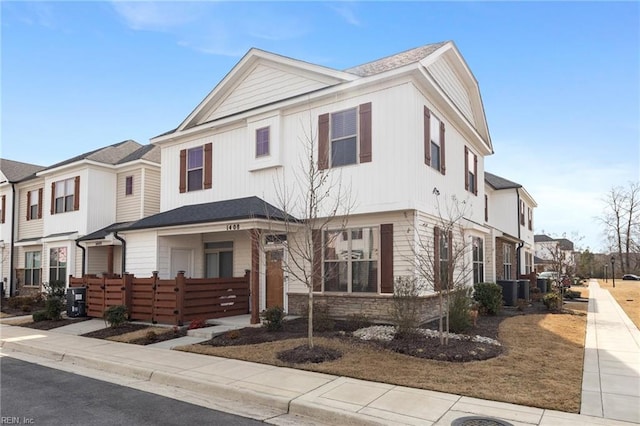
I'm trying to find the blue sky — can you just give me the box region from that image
[2,1,639,251]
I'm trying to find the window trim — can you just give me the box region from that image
[503,243,512,280]
[322,226,379,293]
[472,237,484,284]
[49,247,67,283]
[125,176,134,196]
[179,143,212,193]
[318,102,372,170]
[255,126,270,158]
[0,194,5,223]
[25,251,42,286]
[424,106,446,174]
[51,177,79,215]
[464,146,478,195]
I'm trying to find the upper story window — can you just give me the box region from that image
[465,146,478,195]
[179,143,212,193]
[125,176,133,196]
[520,201,525,226]
[484,194,489,222]
[256,127,270,157]
[27,189,42,220]
[324,227,378,293]
[424,106,446,174]
[528,207,533,231]
[51,177,79,214]
[318,102,372,170]
[0,194,5,224]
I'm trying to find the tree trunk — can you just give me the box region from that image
[308,286,314,348]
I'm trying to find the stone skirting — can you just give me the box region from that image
[287,292,442,324]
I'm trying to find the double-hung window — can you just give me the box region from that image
[28,190,40,220]
[324,227,378,293]
[179,143,212,193]
[25,251,41,286]
[528,208,533,230]
[256,127,270,157]
[53,178,77,214]
[503,243,512,279]
[472,237,484,284]
[465,146,478,195]
[318,103,372,170]
[125,176,133,196]
[424,106,446,174]
[0,195,5,223]
[49,247,67,282]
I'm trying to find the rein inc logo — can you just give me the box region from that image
[1,418,34,424]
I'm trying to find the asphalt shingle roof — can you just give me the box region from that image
[44,140,144,171]
[344,42,447,77]
[123,196,294,232]
[78,222,136,241]
[485,172,522,190]
[116,144,161,165]
[0,158,46,183]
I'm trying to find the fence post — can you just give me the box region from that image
[151,271,158,324]
[244,270,251,314]
[123,273,133,319]
[175,271,185,326]
[250,229,260,324]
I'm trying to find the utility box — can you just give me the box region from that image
[517,280,530,301]
[536,278,548,293]
[66,287,87,317]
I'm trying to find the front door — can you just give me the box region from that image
[265,249,284,309]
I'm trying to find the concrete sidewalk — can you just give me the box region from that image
[581,279,640,423]
[1,321,637,426]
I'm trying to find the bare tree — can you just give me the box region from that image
[263,117,353,349]
[405,193,473,345]
[599,182,640,274]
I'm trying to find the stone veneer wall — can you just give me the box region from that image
[288,292,442,324]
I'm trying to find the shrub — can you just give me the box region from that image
[516,298,528,311]
[21,304,33,313]
[32,310,49,322]
[188,319,207,330]
[104,305,128,328]
[44,280,66,300]
[44,297,64,320]
[391,276,423,335]
[530,287,542,302]
[448,287,472,333]
[345,313,371,331]
[145,330,157,342]
[260,306,285,331]
[564,290,581,299]
[8,296,35,309]
[225,329,240,340]
[313,303,335,332]
[473,282,503,315]
[543,293,562,311]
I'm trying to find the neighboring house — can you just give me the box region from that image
[534,234,575,274]
[2,140,160,296]
[484,172,537,281]
[115,41,495,321]
[0,159,46,296]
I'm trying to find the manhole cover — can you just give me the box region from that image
[451,416,514,426]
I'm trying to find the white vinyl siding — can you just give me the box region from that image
[143,168,161,218]
[427,57,475,125]
[18,182,45,240]
[116,169,142,222]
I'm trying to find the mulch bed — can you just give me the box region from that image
[81,322,188,345]
[201,303,553,364]
[14,317,92,330]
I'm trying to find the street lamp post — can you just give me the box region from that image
[610,256,616,288]
[604,264,608,282]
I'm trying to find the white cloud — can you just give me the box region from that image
[330,3,361,26]
[110,2,201,31]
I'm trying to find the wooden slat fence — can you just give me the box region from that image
[69,271,251,325]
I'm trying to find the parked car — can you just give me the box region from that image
[622,274,640,281]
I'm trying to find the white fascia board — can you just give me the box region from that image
[114,160,160,173]
[417,67,493,156]
[461,218,491,235]
[519,187,538,208]
[174,48,357,134]
[37,160,117,177]
[121,218,300,237]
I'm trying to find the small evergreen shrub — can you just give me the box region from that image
[313,303,335,332]
[44,280,66,299]
[473,282,503,315]
[391,276,423,335]
[260,306,285,331]
[448,288,472,333]
[104,305,128,328]
[564,290,581,299]
[32,310,49,322]
[44,297,64,320]
[543,293,562,311]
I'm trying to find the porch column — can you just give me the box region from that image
[250,229,260,324]
[107,246,114,277]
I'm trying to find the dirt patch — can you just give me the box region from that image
[12,317,92,330]
[277,344,343,364]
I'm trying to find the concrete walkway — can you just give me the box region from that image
[581,279,640,423]
[0,317,637,425]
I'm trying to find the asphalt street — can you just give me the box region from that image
[0,357,264,426]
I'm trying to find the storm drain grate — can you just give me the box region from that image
[451,416,514,426]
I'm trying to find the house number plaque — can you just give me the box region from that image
[226,224,240,231]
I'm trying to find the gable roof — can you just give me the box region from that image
[42,140,144,172]
[534,234,554,242]
[123,196,294,232]
[485,172,522,190]
[344,42,447,77]
[116,144,160,165]
[0,158,46,183]
[534,234,574,251]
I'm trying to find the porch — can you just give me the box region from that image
[69,271,253,326]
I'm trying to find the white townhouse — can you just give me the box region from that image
[0,159,45,296]
[112,41,496,320]
[484,172,537,282]
[534,234,575,274]
[0,141,161,296]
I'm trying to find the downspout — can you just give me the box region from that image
[516,188,524,277]
[9,183,16,296]
[113,232,126,274]
[75,239,86,276]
